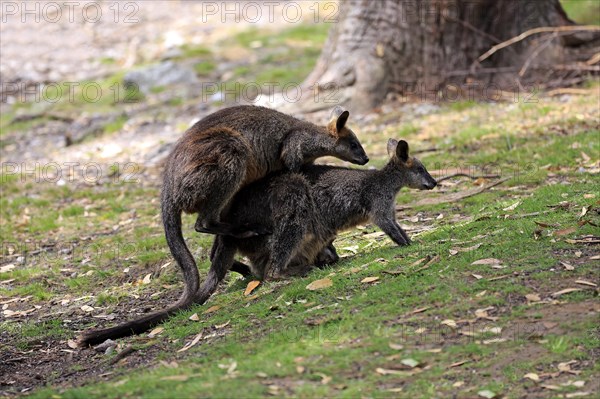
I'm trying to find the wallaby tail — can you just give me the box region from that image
[78,195,201,347]
[77,297,193,346]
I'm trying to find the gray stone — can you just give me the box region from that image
[124,61,199,94]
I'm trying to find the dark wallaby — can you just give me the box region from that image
[77,105,368,346]
[195,139,436,306]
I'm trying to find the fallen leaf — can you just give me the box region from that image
[189,313,199,321]
[565,392,592,398]
[80,305,94,312]
[558,360,580,375]
[482,338,507,345]
[203,305,221,314]
[575,280,597,287]
[388,343,404,350]
[375,367,406,376]
[555,227,577,236]
[177,332,203,352]
[503,201,521,211]
[67,339,78,349]
[478,389,497,398]
[524,372,540,382]
[449,360,469,368]
[409,306,430,315]
[475,306,498,321]
[316,372,331,384]
[525,294,541,302]
[142,273,152,284]
[551,288,582,298]
[401,358,420,368]
[441,319,457,328]
[472,273,483,280]
[148,327,164,338]
[472,258,502,265]
[306,278,333,291]
[215,320,230,329]
[376,42,385,57]
[541,384,561,391]
[244,280,260,296]
[411,258,427,267]
[453,381,465,387]
[361,276,380,284]
[561,261,575,270]
[0,264,15,273]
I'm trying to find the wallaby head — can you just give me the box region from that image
[387,139,437,190]
[326,106,369,165]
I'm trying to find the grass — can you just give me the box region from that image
[1,89,596,398]
[1,19,599,398]
[560,0,600,25]
[222,23,330,87]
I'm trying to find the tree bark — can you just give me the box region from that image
[300,0,599,113]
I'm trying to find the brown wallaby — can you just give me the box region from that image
[195,139,437,307]
[78,105,368,346]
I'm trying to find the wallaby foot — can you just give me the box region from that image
[230,261,254,278]
[315,243,339,267]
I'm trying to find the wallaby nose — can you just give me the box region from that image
[429,180,437,189]
[361,156,369,165]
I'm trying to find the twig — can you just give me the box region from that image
[478,25,600,63]
[397,177,510,211]
[586,52,600,66]
[553,64,600,71]
[504,211,552,219]
[436,173,501,183]
[412,147,439,155]
[9,112,74,125]
[546,88,593,96]
[107,345,136,365]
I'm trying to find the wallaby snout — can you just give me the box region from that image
[357,154,369,165]
[423,178,437,190]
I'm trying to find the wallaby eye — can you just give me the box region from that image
[350,141,358,150]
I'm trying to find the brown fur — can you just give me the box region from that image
[197,139,437,308]
[77,105,368,346]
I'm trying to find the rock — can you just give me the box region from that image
[123,61,199,95]
[412,103,440,116]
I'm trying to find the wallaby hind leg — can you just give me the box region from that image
[315,241,339,267]
[209,237,255,278]
[262,176,313,280]
[230,261,254,278]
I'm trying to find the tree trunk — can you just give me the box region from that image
[299,0,599,113]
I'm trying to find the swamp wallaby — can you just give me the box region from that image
[78,105,368,346]
[195,139,437,307]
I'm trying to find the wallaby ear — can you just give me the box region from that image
[396,140,409,162]
[387,138,398,157]
[336,110,349,132]
[328,106,349,135]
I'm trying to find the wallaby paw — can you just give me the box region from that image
[231,224,272,238]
